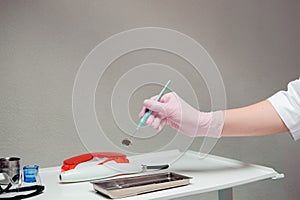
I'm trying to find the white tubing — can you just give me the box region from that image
[59,163,141,183]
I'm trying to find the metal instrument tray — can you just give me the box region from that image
[92,172,191,199]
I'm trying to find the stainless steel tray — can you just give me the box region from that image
[92,172,192,199]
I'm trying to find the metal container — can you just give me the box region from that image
[92,172,191,199]
[0,157,21,185]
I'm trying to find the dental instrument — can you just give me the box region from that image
[121,80,171,146]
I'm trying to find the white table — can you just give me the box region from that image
[32,150,283,200]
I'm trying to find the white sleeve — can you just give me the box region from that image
[268,78,300,140]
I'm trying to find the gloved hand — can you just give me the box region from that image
[139,92,224,138]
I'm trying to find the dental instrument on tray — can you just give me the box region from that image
[122,80,171,146]
[59,152,169,183]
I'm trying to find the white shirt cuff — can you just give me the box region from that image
[268,79,300,141]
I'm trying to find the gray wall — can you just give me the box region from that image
[1,0,299,199]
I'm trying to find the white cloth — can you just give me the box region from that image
[268,78,300,140]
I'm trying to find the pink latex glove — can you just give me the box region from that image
[139,92,224,138]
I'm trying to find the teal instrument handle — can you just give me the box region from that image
[137,80,171,130]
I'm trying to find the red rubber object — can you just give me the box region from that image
[61,152,129,172]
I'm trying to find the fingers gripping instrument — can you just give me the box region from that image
[137,80,171,130]
[122,80,171,146]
